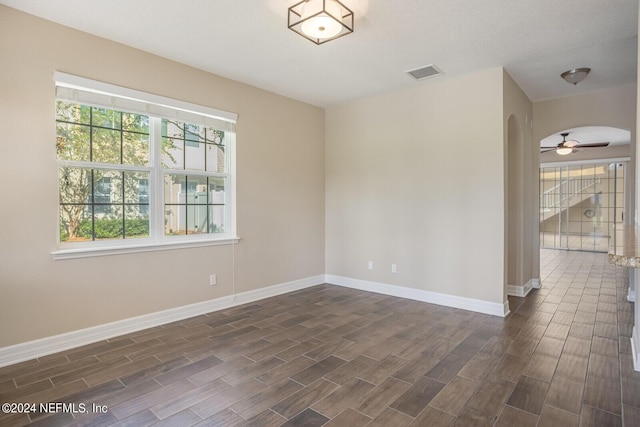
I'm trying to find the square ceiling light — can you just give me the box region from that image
[288,0,354,45]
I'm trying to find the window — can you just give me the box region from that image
[162,120,227,235]
[54,72,237,259]
[57,103,151,241]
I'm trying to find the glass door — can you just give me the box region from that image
[540,162,624,252]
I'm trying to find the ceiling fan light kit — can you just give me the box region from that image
[561,67,591,85]
[288,0,354,45]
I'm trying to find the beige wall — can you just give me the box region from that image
[534,86,637,143]
[325,68,506,304]
[0,6,325,347]
[503,70,534,297]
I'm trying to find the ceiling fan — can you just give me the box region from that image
[540,132,609,156]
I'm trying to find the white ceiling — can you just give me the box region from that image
[1,0,637,108]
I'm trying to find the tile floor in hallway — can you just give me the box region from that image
[539,232,610,253]
[0,248,639,426]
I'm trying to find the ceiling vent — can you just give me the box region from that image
[406,64,442,81]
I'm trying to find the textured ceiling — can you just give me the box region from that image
[0,0,637,107]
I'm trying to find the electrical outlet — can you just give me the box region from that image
[368,261,373,270]
[209,274,217,286]
[391,264,397,274]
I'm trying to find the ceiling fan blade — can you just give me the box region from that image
[540,148,556,153]
[574,142,610,148]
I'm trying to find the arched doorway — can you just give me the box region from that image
[539,126,631,252]
[507,115,525,298]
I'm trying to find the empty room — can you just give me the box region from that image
[1,1,640,426]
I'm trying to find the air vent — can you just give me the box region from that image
[406,64,442,81]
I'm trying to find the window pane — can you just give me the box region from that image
[206,143,225,173]
[188,176,208,204]
[94,170,122,205]
[59,167,91,204]
[125,172,149,205]
[208,177,225,204]
[164,174,226,236]
[164,174,185,204]
[209,205,225,233]
[92,108,121,129]
[125,206,149,239]
[60,169,153,241]
[56,123,90,161]
[163,120,183,138]
[165,173,189,235]
[188,205,208,234]
[92,128,121,164]
[185,142,205,170]
[205,128,225,173]
[165,205,186,235]
[204,128,224,145]
[56,101,90,125]
[93,206,124,240]
[185,123,200,145]
[123,131,150,166]
[160,120,226,173]
[122,112,149,133]
[59,205,90,242]
[162,137,184,169]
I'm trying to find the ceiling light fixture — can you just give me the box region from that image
[288,0,354,45]
[561,67,591,85]
[557,133,579,155]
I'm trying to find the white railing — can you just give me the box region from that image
[540,177,600,211]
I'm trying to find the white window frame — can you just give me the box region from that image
[52,72,238,260]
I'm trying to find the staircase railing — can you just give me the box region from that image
[540,177,600,212]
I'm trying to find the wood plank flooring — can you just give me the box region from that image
[1,248,639,426]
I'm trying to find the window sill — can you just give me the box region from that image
[52,237,240,260]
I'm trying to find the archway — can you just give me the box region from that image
[506,114,526,298]
[538,126,631,252]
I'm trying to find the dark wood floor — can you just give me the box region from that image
[1,249,639,426]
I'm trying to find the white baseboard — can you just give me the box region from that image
[503,301,511,317]
[325,275,509,317]
[628,288,636,303]
[507,285,526,297]
[508,278,538,297]
[0,275,324,368]
[632,327,640,372]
